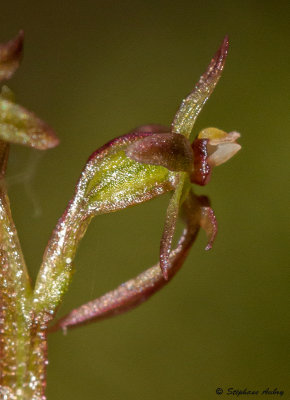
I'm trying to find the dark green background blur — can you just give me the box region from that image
[1,1,289,399]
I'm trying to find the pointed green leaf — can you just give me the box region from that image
[172,36,229,138]
[0,97,59,149]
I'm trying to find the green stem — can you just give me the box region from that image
[0,184,33,398]
[26,200,90,398]
[33,197,90,315]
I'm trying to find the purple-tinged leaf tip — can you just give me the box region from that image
[172,35,229,138]
[0,31,24,82]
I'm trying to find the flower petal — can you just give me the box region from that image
[172,36,229,138]
[209,142,241,167]
[0,31,24,82]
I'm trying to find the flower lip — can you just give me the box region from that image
[198,127,241,167]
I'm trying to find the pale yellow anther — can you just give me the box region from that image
[198,127,228,140]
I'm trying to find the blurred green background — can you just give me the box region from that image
[1,0,289,399]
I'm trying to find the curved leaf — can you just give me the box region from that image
[51,229,193,331]
[50,192,208,332]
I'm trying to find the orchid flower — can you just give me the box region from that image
[44,35,241,333]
